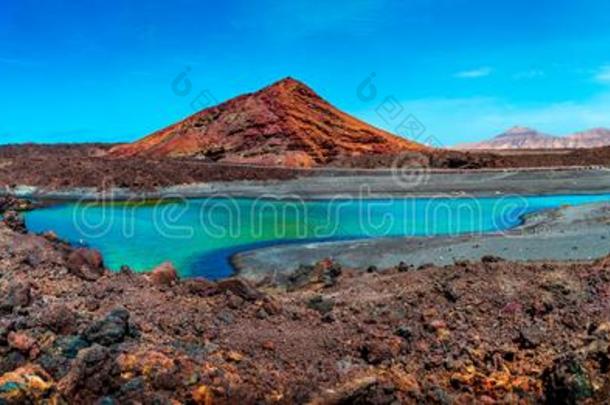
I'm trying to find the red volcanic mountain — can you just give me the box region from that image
[110,77,426,167]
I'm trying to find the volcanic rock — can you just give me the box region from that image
[109,78,425,167]
[66,248,105,281]
[2,282,32,311]
[148,261,179,286]
[542,355,594,404]
[83,308,135,346]
[215,278,264,301]
[3,210,26,233]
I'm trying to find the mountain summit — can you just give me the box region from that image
[110,77,425,166]
[454,126,610,150]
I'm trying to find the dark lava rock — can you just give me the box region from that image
[119,265,133,276]
[397,261,412,272]
[55,335,90,359]
[307,295,334,315]
[359,340,400,365]
[0,350,26,374]
[395,325,413,341]
[517,325,545,349]
[0,196,32,213]
[287,264,315,291]
[322,262,343,288]
[2,210,26,233]
[2,281,32,311]
[61,344,120,398]
[215,278,264,302]
[542,355,593,404]
[440,282,459,303]
[366,265,378,273]
[83,308,135,346]
[481,255,505,264]
[39,335,91,379]
[66,248,105,281]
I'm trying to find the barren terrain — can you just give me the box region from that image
[0,197,609,403]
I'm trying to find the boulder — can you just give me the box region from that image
[83,308,134,346]
[180,278,216,297]
[66,248,105,281]
[58,344,119,398]
[7,332,37,354]
[38,304,78,334]
[215,278,264,302]
[148,262,179,286]
[542,355,593,404]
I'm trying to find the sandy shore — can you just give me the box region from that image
[234,202,610,282]
[3,167,610,200]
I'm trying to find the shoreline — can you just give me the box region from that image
[233,201,610,282]
[3,166,610,201]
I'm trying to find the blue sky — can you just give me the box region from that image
[2,0,610,146]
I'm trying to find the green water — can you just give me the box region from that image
[24,194,610,279]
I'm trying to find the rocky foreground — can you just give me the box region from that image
[0,198,609,403]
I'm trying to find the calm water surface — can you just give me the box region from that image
[24,194,610,279]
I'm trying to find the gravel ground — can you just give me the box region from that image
[5,167,610,200]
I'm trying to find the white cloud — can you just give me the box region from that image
[595,65,610,83]
[453,67,492,79]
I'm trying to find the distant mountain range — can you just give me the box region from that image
[110,77,425,167]
[454,126,610,150]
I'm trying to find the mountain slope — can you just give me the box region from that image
[455,126,610,150]
[110,77,425,167]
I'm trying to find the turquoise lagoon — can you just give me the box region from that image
[24,194,610,279]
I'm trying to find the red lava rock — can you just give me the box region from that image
[181,278,217,297]
[261,297,282,315]
[39,303,78,334]
[359,339,401,365]
[215,278,264,302]
[8,332,36,354]
[149,262,179,286]
[66,248,105,281]
[261,341,275,351]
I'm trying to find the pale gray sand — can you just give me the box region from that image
[5,167,610,200]
[234,202,610,282]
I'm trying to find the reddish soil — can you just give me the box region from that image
[108,78,427,167]
[0,144,301,191]
[0,198,609,403]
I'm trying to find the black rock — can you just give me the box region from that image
[542,355,593,404]
[83,308,134,346]
[307,295,334,315]
[395,325,413,341]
